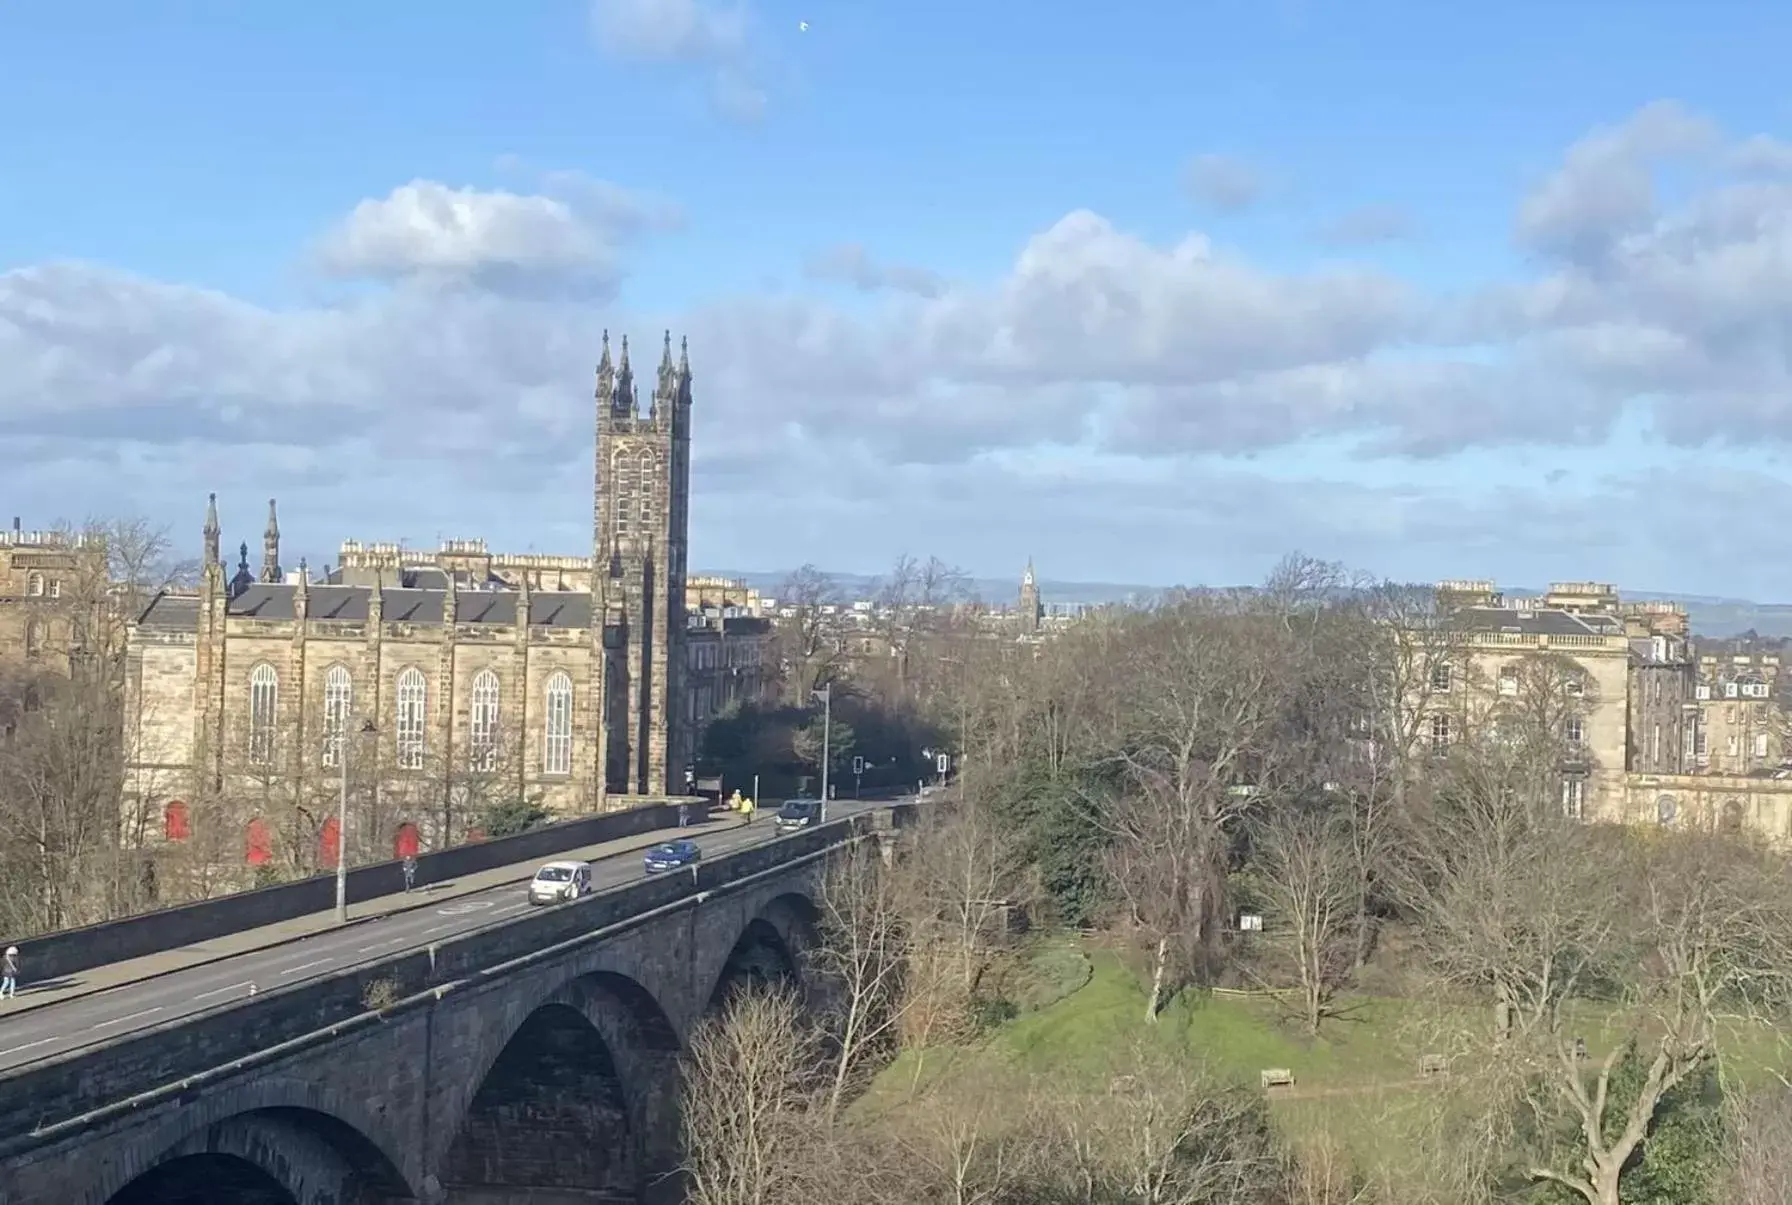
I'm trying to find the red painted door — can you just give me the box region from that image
[320,817,342,868]
[393,822,420,859]
[246,818,273,866]
[163,800,191,841]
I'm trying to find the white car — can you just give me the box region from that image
[528,860,593,906]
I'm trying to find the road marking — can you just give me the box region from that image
[422,921,459,935]
[357,936,408,954]
[436,900,494,916]
[91,1007,164,1030]
[279,958,332,977]
[495,901,529,913]
[0,1037,54,1059]
[195,981,254,1001]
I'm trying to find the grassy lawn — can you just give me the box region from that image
[862,934,1792,1173]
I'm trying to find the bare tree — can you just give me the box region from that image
[1042,1042,1289,1205]
[1247,805,1359,1035]
[680,986,825,1205]
[902,800,1029,998]
[1722,1086,1792,1204]
[885,1063,1045,1205]
[812,842,912,1122]
[774,564,846,704]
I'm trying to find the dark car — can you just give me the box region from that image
[776,798,822,832]
[644,839,701,873]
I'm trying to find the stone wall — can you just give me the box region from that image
[1621,770,1792,841]
[17,801,682,982]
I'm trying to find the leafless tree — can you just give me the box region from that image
[774,564,846,704]
[1721,1086,1792,1204]
[884,1063,1045,1205]
[1247,805,1360,1035]
[812,842,913,1122]
[873,553,969,693]
[1041,1041,1290,1205]
[680,985,826,1205]
[901,801,1029,998]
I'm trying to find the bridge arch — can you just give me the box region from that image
[442,969,683,1202]
[103,1105,412,1205]
[706,891,819,1012]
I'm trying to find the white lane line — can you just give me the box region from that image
[495,901,529,913]
[422,922,458,935]
[0,1037,55,1059]
[279,958,332,977]
[91,1007,164,1030]
[357,936,408,954]
[194,981,254,1001]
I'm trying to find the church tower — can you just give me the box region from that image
[1018,558,1042,637]
[593,331,693,795]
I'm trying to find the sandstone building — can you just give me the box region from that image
[1419,578,1792,844]
[123,333,764,863]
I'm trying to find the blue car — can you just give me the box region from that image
[644,839,701,873]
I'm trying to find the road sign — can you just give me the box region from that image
[936,752,950,774]
[851,755,865,776]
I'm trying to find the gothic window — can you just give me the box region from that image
[322,665,352,767]
[396,667,427,770]
[636,451,657,531]
[248,664,279,766]
[26,572,43,597]
[612,449,637,538]
[163,800,191,842]
[24,619,43,658]
[544,671,573,775]
[469,669,500,772]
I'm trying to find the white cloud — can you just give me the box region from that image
[590,0,766,122]
[804,244,946,299]
[312,177,674,294]
[1183,154,1263,211]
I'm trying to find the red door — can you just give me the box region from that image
[163,800,191,841]
[393,822,420,859]
[245,818,273,866]
[320,817,342,868]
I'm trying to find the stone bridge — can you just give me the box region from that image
[0,820,876,1205]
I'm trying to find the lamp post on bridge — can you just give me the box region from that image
[336,719,378,924]
[812,684,832,824]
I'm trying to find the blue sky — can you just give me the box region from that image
[6,1,1792,598]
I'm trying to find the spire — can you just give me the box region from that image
[1023,558,1036,588]
[679,334,690,376]
[596,329,616,420]
[368,570,384,623]
[614,333,636,417]
[652,328,676,420]
[230,542,255,598]
[517,570,533,629]
[261,498,282,583]
[203,493,220,566]
[294,557,309,616]
[443,565,458,625]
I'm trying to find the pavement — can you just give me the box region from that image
[0,799,885,1074]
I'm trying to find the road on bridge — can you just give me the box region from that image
[0,799,890,1075]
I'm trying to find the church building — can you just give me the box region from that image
[124,332,703,862]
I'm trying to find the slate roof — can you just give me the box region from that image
[1456,605,1621,638]
[136,584,596,630]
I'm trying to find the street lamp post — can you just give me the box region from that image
[812,684,832,824]
[336,719,376,924]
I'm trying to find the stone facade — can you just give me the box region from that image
[1690,651,1785,775]
[120,333,768,861]
[0,524,92,677]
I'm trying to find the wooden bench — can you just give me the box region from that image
[1259,1068,1295,1090]
[1419,1054,1448,1077]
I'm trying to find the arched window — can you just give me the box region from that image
[469,669,500,771]
[393,822,421,859]
[163,799,191,842]
[23,619,43,658]
[544,671,573,775]
[26,572,43,597]
[612,449,636,538]
[248,664,279,766]
[395,666,427,770]
[636,451,657,531]
[322,665,352,767]
[245,817,273,866]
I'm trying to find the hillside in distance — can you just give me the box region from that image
[702,570,1792,640]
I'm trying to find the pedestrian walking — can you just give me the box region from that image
[743,795,756,825]
[402,855,417,893]
[1,945,18,999]
[678,802,689,829]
